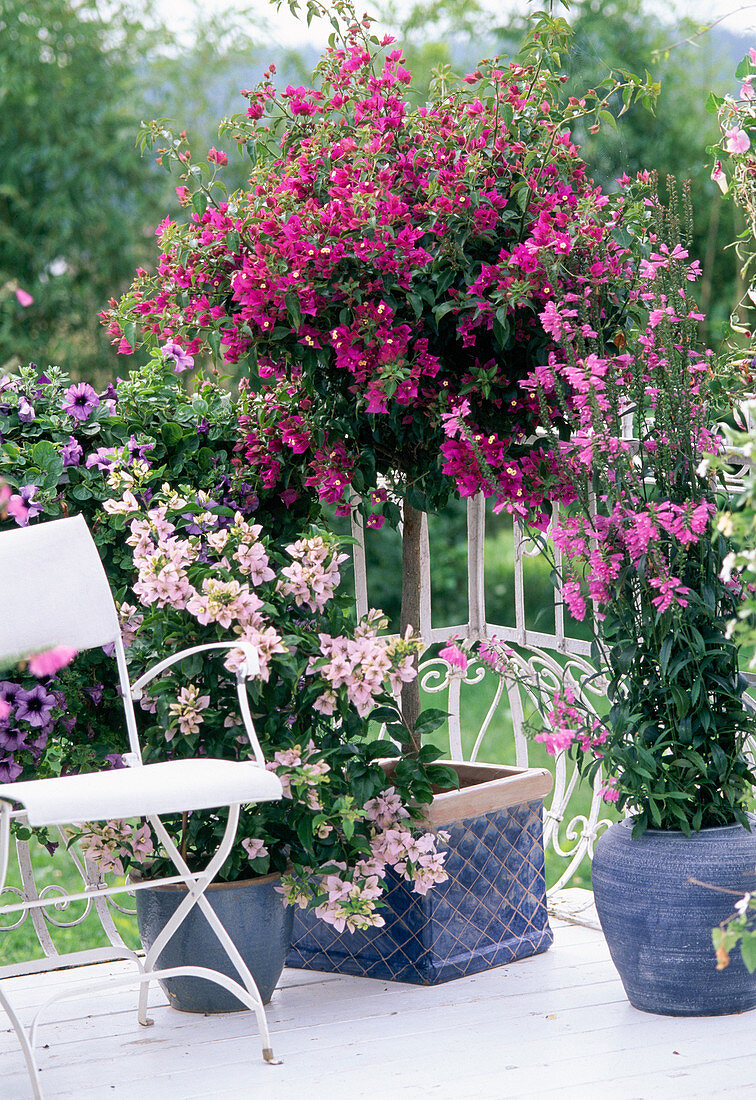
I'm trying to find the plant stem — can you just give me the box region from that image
[400,499,423,754]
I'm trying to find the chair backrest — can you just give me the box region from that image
[0,514,121,660]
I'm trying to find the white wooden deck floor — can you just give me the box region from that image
[2,915,755,1100]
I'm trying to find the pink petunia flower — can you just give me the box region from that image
[27,646,78,678]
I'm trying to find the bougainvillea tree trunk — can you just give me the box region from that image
[400,501,423,754]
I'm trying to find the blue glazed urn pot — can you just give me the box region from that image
[592,817,756,1016]
[136,873,293,1013]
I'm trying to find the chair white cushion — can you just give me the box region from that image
[0,759,283,826]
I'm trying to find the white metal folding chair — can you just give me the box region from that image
[0,515,284,1098]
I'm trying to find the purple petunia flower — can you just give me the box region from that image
[9,484,42,527]
[14,685,56,728]
[0,727,28,752]
[86,683,104,706]
[60,435,83,467]
[127,435,154,461]
[0,757,23,782]
[62,382,100,422]
[161,340,194,374]
[85,446,119,470]
[196,417,210,436]
[17,396,35,422]
[0,681,22,709]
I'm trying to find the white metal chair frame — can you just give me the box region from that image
[0,516,284,1099]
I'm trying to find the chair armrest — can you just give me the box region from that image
[129,642,267,768]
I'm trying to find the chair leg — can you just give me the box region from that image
[137,974,154,1027]
[0,987,44,1100]
[144,807,281,1064]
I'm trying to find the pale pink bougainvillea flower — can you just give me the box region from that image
[725,127,751,154]
[27,646,78,677]
[241,837,269,861]
[14,288,33,307]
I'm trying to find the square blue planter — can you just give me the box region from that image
[287,763,553,985]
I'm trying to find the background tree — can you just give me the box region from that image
[0,0,170,380]
[545,0,740,339]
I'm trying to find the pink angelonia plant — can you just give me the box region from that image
[462,181,756,836]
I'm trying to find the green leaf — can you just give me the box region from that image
[161,422,184,447]
[658,635,673,679]
[406,485,429,513]
[433,301,456,323]
[740,934,756,974]
[492,310,510,348]
[407,292,423,319]
[192,192,208,217]
[414,709,448,737]
[207,330,221,359]
[285,291,302,331]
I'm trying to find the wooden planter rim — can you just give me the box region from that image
[380,759,553,829]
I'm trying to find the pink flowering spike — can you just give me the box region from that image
[14,287,33,307]
[27,646,78,678]
[438,640,468,671]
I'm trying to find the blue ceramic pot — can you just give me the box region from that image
[592,818,756,1016]
[136,873,293,1013]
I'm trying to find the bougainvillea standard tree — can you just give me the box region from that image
[103,5,655,748]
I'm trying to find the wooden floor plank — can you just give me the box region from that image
[2,921,754,1100]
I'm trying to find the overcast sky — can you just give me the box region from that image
[156,0,756,46]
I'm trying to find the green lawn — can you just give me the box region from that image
[1,838,140,967]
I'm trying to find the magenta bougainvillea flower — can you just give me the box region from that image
[103,20,643,528]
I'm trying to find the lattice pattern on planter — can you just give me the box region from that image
[288,798,552,984]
